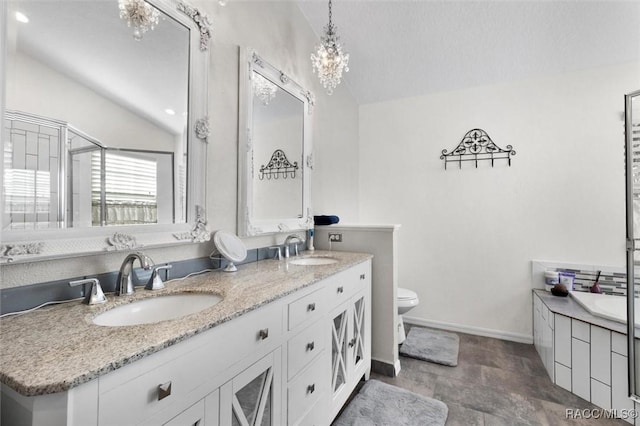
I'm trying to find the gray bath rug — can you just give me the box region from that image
[333,379,448,426]
[400,327,459,367]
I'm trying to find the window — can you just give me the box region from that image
[91,151,158,225]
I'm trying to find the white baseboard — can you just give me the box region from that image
[403,316,533,344]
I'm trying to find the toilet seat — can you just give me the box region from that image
[397,287,418,301]
[396,287,419,344]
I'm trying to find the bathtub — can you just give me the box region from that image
[570,291,640,327]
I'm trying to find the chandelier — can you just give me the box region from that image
[118,0,161,41]
[252,73,278,106]
[310,0,349,95]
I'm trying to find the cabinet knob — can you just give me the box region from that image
[307,383,315,394]
[307,302,316,312]
[337,286,344,294]
[158,381,172,401]
[259,328,269,340]
[348,338,356,348]
[360,273,366,280]
[306,341,315,351]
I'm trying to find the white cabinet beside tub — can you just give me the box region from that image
[532,292,638,425]
[1,259,372,426]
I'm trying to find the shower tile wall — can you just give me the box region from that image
[3,117,61,229]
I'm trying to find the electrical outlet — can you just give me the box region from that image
[328,232,342,242]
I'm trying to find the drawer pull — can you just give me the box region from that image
[306,341,315,351]
[259,328,269,340]
[360,273,366,280]
[307,383,316,394]
[158,381,172,401]
[348,338,356,348]
[307,302,316,312]
[337,286,344,294]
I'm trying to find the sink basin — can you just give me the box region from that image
[289,256,339,266]
[93,293,222,327]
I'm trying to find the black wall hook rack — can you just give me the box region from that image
[440,129,516,169]
[259,149,299,180]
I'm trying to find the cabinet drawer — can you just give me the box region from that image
[326,262,369,306]
[291,392,328,426]
[288,354,329,425]
[288,287,326,330]
[288,320,325,380]
[99,301,282,426]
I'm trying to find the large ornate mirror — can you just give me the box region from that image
[238,49,314,236]
[1,0,210,263]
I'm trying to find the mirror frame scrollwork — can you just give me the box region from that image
[0,0,211,264]
[237,48,314,237]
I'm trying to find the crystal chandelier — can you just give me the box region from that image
[252,73,278,106]
[310,0,349,95]
[118,0,161,41]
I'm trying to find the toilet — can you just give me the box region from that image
[397,287,419,344]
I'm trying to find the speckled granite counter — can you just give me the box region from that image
[0,250,372,397]
[533,289,638,335]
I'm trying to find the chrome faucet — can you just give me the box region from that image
[284,234,303,258]
[116,252,154,296]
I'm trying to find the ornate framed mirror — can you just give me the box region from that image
[238,49,314,236]
[1,0,211,263]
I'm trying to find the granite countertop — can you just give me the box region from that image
[533,289,638,335]
[0,250,372,397]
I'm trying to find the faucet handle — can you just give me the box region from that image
[69,278,107,305]
[145,265,172,290]
[269,246,282,260]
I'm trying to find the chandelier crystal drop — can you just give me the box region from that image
[252,73,278,106]
[118,0,161,41]
[310,0,349,95]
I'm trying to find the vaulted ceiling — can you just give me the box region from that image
[297,0,640,104]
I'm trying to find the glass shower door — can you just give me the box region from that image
[625,89,640,401]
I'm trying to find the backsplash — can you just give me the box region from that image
[532,260,636,296]
[551,268,628,295]
[0,242,300,315]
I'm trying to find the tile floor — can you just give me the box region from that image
[369,328,629,425]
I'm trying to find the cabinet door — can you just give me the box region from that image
[220,350,281,426]
[349,292,367,377]
[330,302,349,405]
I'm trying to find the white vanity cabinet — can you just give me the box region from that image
[1,259,372,426]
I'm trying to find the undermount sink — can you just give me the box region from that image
[289,256,339,266]
[93,293,222,327]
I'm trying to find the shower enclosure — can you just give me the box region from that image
[625,90,640,402]
[3,110,177,230]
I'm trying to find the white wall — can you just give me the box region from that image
[1,1,360,288]
[358,62,639,341]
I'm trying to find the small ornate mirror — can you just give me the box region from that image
[238,49,314,236]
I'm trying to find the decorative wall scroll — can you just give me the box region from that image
[440,129,516,169]
[259,149,299,180]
